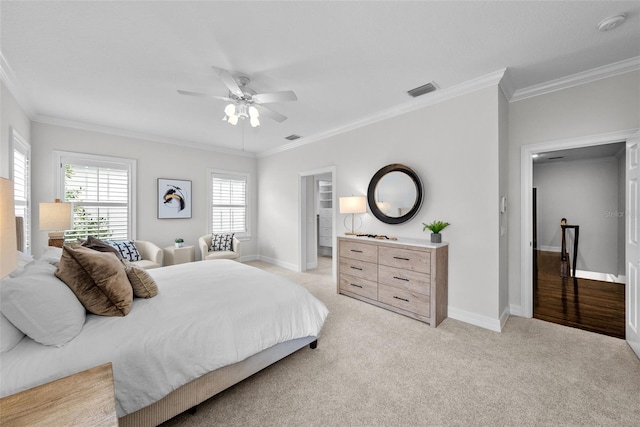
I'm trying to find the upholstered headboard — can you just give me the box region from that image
[15,216,24,252]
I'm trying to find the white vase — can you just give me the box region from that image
[175,242,183,248]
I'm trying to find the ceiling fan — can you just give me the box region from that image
[178,66,297,128]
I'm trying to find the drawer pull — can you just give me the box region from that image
[393,256,410,261]
[350,266,363,271]
[350,249,363,253]
[393,296,409,302]
[350,283,363,288]
[393,276,409,282]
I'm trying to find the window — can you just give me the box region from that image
[55,151,136,242]
[209,170,249,237]
[12,130,31,254]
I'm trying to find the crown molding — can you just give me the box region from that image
[511,56,640,102]
[34,115,256,158]
[498,68,516,101]
[0,51,37,119]
[258,68,507,158]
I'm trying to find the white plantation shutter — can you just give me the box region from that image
[12,132,31,253]
[58,153,136,242]
[210,172,248,235]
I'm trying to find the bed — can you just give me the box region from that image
[0,242,328,426]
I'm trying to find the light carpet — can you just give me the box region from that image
[162,259,640,426]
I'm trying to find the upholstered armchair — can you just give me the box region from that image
[198,234,240,261]
[131,240,164,269]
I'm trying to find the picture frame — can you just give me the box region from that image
[158,178,192,219]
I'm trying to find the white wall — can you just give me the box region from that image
[1,82,31,178]
[533,157,620,275]
[508,70,640,311]
[258,86,504,325]
[30,121,257,258]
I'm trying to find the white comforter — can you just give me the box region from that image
[0,260,328,416]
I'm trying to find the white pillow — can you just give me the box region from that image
[0,312,24,353]
[9,251,34,277]
[39,246,63,265]
[0,265,86,346]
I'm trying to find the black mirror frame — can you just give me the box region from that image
[367,163,423,225]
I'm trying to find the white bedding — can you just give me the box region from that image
[0,260,328,417]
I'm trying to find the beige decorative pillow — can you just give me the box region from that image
[55,245,133,317]
[126,265,158,298]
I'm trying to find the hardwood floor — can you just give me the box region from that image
[533,250,625,339]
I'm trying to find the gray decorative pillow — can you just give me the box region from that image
[105,240,142,262]
[211,233,234,251]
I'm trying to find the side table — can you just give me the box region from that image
[164,245,195,266]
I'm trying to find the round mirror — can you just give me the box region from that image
[367,164,423,224]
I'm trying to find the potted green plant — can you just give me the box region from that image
[422,221,450,243]
[175,238,184,248]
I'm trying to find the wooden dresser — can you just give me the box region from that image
[338,236,448,327]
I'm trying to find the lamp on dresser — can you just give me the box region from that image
[39,199,72,248]
[339,196,367,235]
[1,177,17,278]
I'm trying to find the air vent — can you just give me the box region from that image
[407,82,438,98]
[285,134,301,141]
[548,156,564,160]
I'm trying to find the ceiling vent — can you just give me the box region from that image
[407,82,438,98]
[549,156,564,160]
[285,134,301,141]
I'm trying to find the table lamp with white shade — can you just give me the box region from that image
[339,196,367,235]
[39,199,72,248]
[1,177,18,278]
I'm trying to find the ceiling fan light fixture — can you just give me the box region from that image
[224,103,236,116]
[249,105,259,118]
[228,115,239,125]
[250,116,260,128]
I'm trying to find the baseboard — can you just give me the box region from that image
[575,270,626,284]
[539,245,561,252]
[447,306,503,332]
[499,306,510,330]
[509,304,524,317]
[239,254,258,263]
[306,261,318,270]
[256,255,298,272]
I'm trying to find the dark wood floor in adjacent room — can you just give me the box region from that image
[534,250,625,339]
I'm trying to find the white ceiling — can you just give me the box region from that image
[1,1,639,155]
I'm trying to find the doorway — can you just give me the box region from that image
[520,129,640,357]
[531,144,626,338]
[299,167,336,281]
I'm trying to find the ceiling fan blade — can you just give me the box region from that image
[254,104,287,123]
[252,90,298,104]
[211,65,244,99]
[177,90,232,102]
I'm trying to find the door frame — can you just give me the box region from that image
[298,166,337,281]
[520,128,639,318]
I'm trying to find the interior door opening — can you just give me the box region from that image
[531,144,626,338]
[299,167,336,281]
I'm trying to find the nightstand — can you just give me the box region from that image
[163,245,195,265]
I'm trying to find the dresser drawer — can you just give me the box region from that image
[339,274,377,300]
[378,265,430,295]
[378,246,430,273]
[319,226,332,237]
[378,284,430,317]
[339,258,377,282]
[339,240,377,263]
